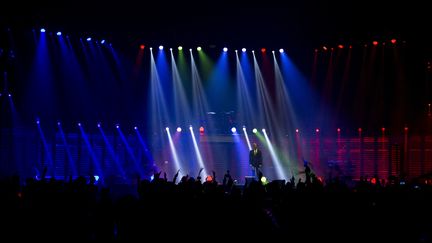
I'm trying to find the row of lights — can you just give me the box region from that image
[37,121,409,134]
[295,127,408,133]
[39,28,108,45]
[38,28,397,52]
[166,127,263,133]
[318,39,399,52]
[165,126,408,134]
[145,40,400,53]
[39,28,283,53]
[144,45,284,53]
[166,126,206,133]
[281,127,402,134]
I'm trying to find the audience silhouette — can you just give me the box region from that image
[0,168,431,241]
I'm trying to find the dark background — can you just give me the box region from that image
[1,0,430,49]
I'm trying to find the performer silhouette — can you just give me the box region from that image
[249,143,263,179]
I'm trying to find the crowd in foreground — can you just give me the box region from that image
[0,170,431,241]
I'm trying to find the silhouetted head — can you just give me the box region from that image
[253,143,258,150]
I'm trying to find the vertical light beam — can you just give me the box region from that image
[58,123,78,177]
[36,121,54,177]
[243,127,252,150]
[116,127,144,178]
[166,128,182,178]
[189,126,207,180]
[78,124,104,183]
[262,129,286,180]
[98,126,126,180]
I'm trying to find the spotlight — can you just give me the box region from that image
[404,127,408,131]
[337,128,341,132]
[94,175,99,182]
[170,48,173,51]
[36,119,40,125]
[243,126,246,131]
[140,44,145,50]
[101,40,105,44]
[295,129,299,133]
[252,50,255,53]
[262,128,266,132]
[241,48,246,52]
[189,48,192,52]
[97,123,101,128]
[134,126,138,130]
[57,121,61,126]
[338,44,344,49]
[272,50,275,54]
[358,128,362,132]
[40,28,46,33]
[190,125,193,130]
[260,176,268,184]
[159,45,164,50]
[261,48,266,53]
[177,127,182,132]
[252,128,258,134]
[56,32,61,36]
[166,127,169,131]
[150,47,153,50]
[178,46,183,50]
[199,126,204,133]
[381,127,386,132]
[8,94,11,97]
[223,47,228,52]
[197,46,202,51]
[231,127,237,133]
[86,37,92,41]
[391,39,397,44]
[372,41,378,46]
[279,48,284,53]
[316,128,320,133]
[116,125,119,129]
[235,50,238,53]
[78,122,81,127]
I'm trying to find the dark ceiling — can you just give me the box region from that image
[1,0,429,49]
